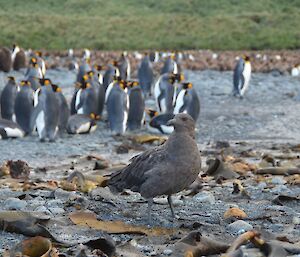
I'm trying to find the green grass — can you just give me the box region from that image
[0,0,299,50]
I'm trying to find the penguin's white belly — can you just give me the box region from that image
[12,114,17,123]
[34,88,41,107]
[174,90,186,114]
[154,77,161,100]
[241,63,251,95]
[172,85,178,106]
[173,62,178,74]
[75,89,82,112]
[123,110,128,134]
[41,61,46,76]
[291,67,300,77]
[76,122,91,134]
[36,111,45,138]
[98,74,103,84]
[115,68,120,77]
[90,124,97,133]
[105,82,114,103]
[4,127,24,138]
[160,125,174,134]
[127,62,131,80]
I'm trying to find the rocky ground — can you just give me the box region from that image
[0,64,300,256]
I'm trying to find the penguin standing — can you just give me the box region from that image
[146,109,174,134]
[34,51,46,78]
[67,113,97,134]
[0,47,12,72]
[0,76,18,121]
[51,84,69,132]
[31,86,59,142]
[74,81,98,116]
[233,55,251,97]
[154,73,184,113]
[173,82,200,122]
[103,61,120,91]
[14,80,34,134]
[0,119,24,139]
[76,58,91,84]
[127,81,145,131]
[118,52,131,80]
[12,44,26,71]
[26,59,42,90]
[106,81,129,135]
[160,54,178,75]
[138,53,154,96]
[67,49,79,71]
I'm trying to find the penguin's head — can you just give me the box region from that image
[243,55,250,62]
[127,81,139,88]
[146,109,159,118]
[122,51,127,57]
[94,64,104,71]
[87,70,94,77]
[113,75,122,82]
[82,82,91,89]
[83,74,89,82]
[39,78,52,86]
[119,80,127,90]
[90,113,96,120]
[112,60,119,67]
[74,82,82,89]
[169,73,184,84]
[183,82,193,89]
[7,76,15,82]
[51,84,62,93]
[20,80,31,87]
[170,53,176,60]
[35,51,42,57]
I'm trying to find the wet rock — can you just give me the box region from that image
[163,249,173,255]
[53,188,77,199]
[48,207,65,215]
[194,191,215,204]
[4,197,27,210]
[215,141,230,148]
[271,176,286,185]
[227,220,253,234]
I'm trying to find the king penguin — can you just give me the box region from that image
[67,113,97,134]
[74,81,98,116]
[173,82,200,122]
[0,76,19,121]
[31,85,59,142]
[76,58,91,84]
[0,119,24,139]
[127,81,145,131]
[51,84,70,132]
[233,55,252,97]
[103,61,120,91]
[118,52,131,80]
[138,53,154,97]
[34,51,46,78]
[106,80,129,135]
[0,47,12,72]
[160,54,178,75]
[154,73,184,113]
[146,109,174,134]
[14,80,34,134]
[12,44,26,71]
[26,59,43,90]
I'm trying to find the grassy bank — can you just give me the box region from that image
[0,0,299,50]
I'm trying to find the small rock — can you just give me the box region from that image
[163,249,173,255]
[54,188,76,199]
[293,216,300,225]
[94,160,109,170]
[228,220,253,234]
[34,206,51,215]
[215,141,230,148]
[271,185,291,194]
[116,144,129,154]
[4,198,27,210]
[257,182,267,189]
[48,207,65,215]
[271,176,286,185]
[224,207,248,220]
[46,199,64,207]
[194,191,215,204]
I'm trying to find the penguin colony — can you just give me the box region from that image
[0,45,253,141]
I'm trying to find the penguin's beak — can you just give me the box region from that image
[167,118,176,126]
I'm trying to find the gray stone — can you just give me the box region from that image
[228,220,253,234]
[48,207,65,215]
[271,176,286,185]
[4,198,27,210]
[163,249,173,255]
[194,191,215,204]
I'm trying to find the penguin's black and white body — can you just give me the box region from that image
[67,49,79,71]
[11,44,26,71]
[14,80,34,134]
[67,114,97,134]
[0,47,12,72]
[51,84,69,132]
[106,81,129,135]
[118,52,130,80]
[0,119,24,139]
[74,82,98,115]
[160,55,178,75]
[103,62,120,91]
[149,51,160,63]
[105,76,123,104]
[154,73,184,113]
[0,76,19,121]
[138,54,154,96]
[31,85,59,142]
[173,82,200,122]
[127,81,145,131]
[146,109,174,134]
[34,51,46,78]
[233,55,252,97]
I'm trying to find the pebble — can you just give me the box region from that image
[48,207,65,215]
[228,220,253,234]
[46,199,64,208]
[34,206,51,215]
[4,198,27,210]
[257,182,267,189]
[271,176,286,185]
[271,185,291,194]
[293,216,300,225]
[163,249,173,255]
[194,191,215,204]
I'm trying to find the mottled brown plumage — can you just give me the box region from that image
[108,113,201,223]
